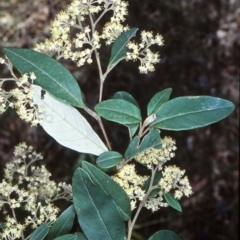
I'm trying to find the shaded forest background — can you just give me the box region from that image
[0,0,239,239]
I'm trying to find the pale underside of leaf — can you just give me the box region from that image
[32,85,108,156]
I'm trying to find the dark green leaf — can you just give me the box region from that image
[47,205,75,240]
[97,151,123,169]
[54,234,76,240]
[126,123,139,137]
[3,48,84,108]
[113,91,140,108]
[30,222,51,240]
[164,192,182,212]
[151,96,235,130]
[0,222,3,240]
[124,129,162,159]
[0,222,4,231]
[82,161,131,221]
[72,168,126,240]
[142,172,162,197]
[108,28,138,67]
[95,99,142,124]
[75,232,88,240]
[148,230,181,240]
[113,91,140,136]
[147,88,172,115]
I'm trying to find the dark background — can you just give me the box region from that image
[0,0,239,239]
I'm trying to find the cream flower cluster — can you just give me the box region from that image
[112,164,148,210]
[135,136,177,169]
[35,0,129,66]
[10,73,44,126]
[144,195,169,212]
[0,57,12,114]
[159,165,193,199]
[113,136,192,212]
[0,58,43,126]
[35,0,163,73]
[126,31,164,73]
[144,165,193,212]
[0,143,72,239]
[0,60,43,126]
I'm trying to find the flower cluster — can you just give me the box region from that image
[10,73,44,126]
[0,57,12,114]
[0,143,72,239]
[35,0,128,66]
[0,59,43,126]
[35,0,163,73]
[126,31,164,73]
[135,136,177,169]
[159,165,193,199]
[144,165,192,212]
[113,136,192,212]
[112,164,148,210]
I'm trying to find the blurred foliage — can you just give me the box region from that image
[0,0,239,239]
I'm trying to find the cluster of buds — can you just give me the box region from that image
[35,0,163,73]
[0,58,43,126]
[113,136,192,212]
[0,143,72,239]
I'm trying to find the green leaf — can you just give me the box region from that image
[124,129,162,159]
[142,172,162,197]
[95,99,142,125]
[54,232,87,240]
[3,48,84,108]
[164,192,182,212]
[53,234,76,240]
[108,28,138,67]
[113,91,140,136]
[82,161,131,221]
[0,222,4,231]
[47,205,75,240]
[148,230,181,240]
[72,168,126,240]
[75,232,88,240]
[97,151,123,169]
[0,223,3,240]
[151,96,235,130]
[127,123,139,137]
[113,91,140,108]
[147,88,172,115]
[30,222,51,240]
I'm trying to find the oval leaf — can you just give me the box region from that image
[47,205,75,240]
[95,99,142,125]
[147,88,172,115]
[32,85,108,156]
[151,96,235,130]
[149,230,181,240]
[75,232,88,240]
[113,91,140,108]
[54,234,76,240]
[0,222,4,232]
[72,168,126,240]
[82,161,131,221]
[3,48,84,108]
[30,222,51,240]
[97,151,123,169]
[164,192,182,212]
[108,28,138,67]
[126,123,139,137]
[124,129,162,159]
[113,91,140,136]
